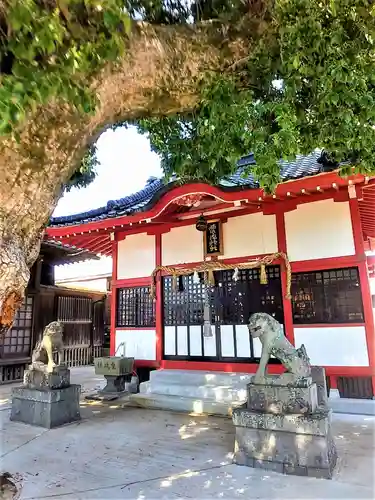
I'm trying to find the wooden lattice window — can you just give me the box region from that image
[291,267,364,324]
[163,275,205,326]
[116,286,155,327]
[57,296,92,323]
[213,266,284,325]
[163,266,284,327]
[1,296,33,358]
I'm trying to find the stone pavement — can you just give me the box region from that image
[0,368,374,499]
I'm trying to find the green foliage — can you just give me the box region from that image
[0,0,130,136]
[139,0,375,190]
[64,144,98,191]
[1,0,374,192]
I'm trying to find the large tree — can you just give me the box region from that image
[0,0,374,333]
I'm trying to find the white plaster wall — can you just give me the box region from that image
[115,329,156,360]
[294,326,369,366]
[56,277,108,292]
[220,213,278,260]
[117,233,155,279]
[162,225,203,265]
[285,199,355,262]
[164,326,217,357]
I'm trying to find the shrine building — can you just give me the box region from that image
[46,150,375,399]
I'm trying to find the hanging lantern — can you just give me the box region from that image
[193,271,200,283]
[196,214,207,232]
[232,267,239,281]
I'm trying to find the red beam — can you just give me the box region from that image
[46,172,368,237]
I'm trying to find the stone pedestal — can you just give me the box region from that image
[91,356,134,398]
[10,366,81,429]
[232,370,337,479]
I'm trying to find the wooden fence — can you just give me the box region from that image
[0,285,106,384]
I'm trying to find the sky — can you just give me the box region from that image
[54,126,162,280]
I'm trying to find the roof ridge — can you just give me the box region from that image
[50,149,327,227]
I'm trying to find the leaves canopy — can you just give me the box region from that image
[1,0,374,192]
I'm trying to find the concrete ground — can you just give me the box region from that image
[1,367,374,499]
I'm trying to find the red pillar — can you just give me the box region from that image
[110,234,118,356]
[155,232,163,367]
[276,210,295,345]
[349,196,375,394]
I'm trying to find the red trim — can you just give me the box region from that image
[116,327,156,331]
[330,377,338,389]
[294,323,366,328]
[46,172,368,237]
[349,197,375,393]
[358,261,375,378]
[160,360,374,376]
[153,253,363,276]
[110,237,118,356]
[291,255,363,272]
[155,232,163,364]
[349,197,366,256]
[155,253,280,275]
[114,277,151,287]
[276,211,294,345]
[161,360,284,374]
[134,360,160,368]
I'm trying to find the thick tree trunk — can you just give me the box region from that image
[0,19,260,332]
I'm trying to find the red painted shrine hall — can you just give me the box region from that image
[46,151,375,397]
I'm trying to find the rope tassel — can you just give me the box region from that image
[172,274,178,291]
[203,303,213,338]
[208,269,215,286]
[260,263,268,285]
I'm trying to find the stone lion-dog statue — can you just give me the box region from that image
[248,312,311,384]
[30,321,64,373]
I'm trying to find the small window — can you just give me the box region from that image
[116,286,155,327]
[291,267,364,324]
[1,296,34,358]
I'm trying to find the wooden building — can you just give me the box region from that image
[46,151,375,398]
[0,240,106,384]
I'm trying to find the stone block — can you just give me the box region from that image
[101,374,132,394]
[233,423,337,472]
[10,384,81,429]
[252,375,313,388]
[311,366,328,407]
[94,357,134,376]
[232,406,332,436]
[247,381,318,415]
[23,366,70,390]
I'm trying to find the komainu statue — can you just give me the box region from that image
[30,321,64,373]
[248,312,311,384]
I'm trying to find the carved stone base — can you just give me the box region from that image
[10,384,81,429]
[232,406,337,479]
[247,378,318,415]
[101,374,132,394]
[23,365,70,389]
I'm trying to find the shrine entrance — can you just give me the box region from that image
[162,265,284,362]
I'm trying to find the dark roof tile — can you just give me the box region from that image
[50,150,331,227]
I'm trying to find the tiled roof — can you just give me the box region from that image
[41,239,99,264]
[50,149,333,227]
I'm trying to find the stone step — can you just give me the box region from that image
[140,380,247,403]
[129,392,242,416]
[149,369,253,387]
[329,397,375,416]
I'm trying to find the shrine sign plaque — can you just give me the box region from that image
[203,219,223,257]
